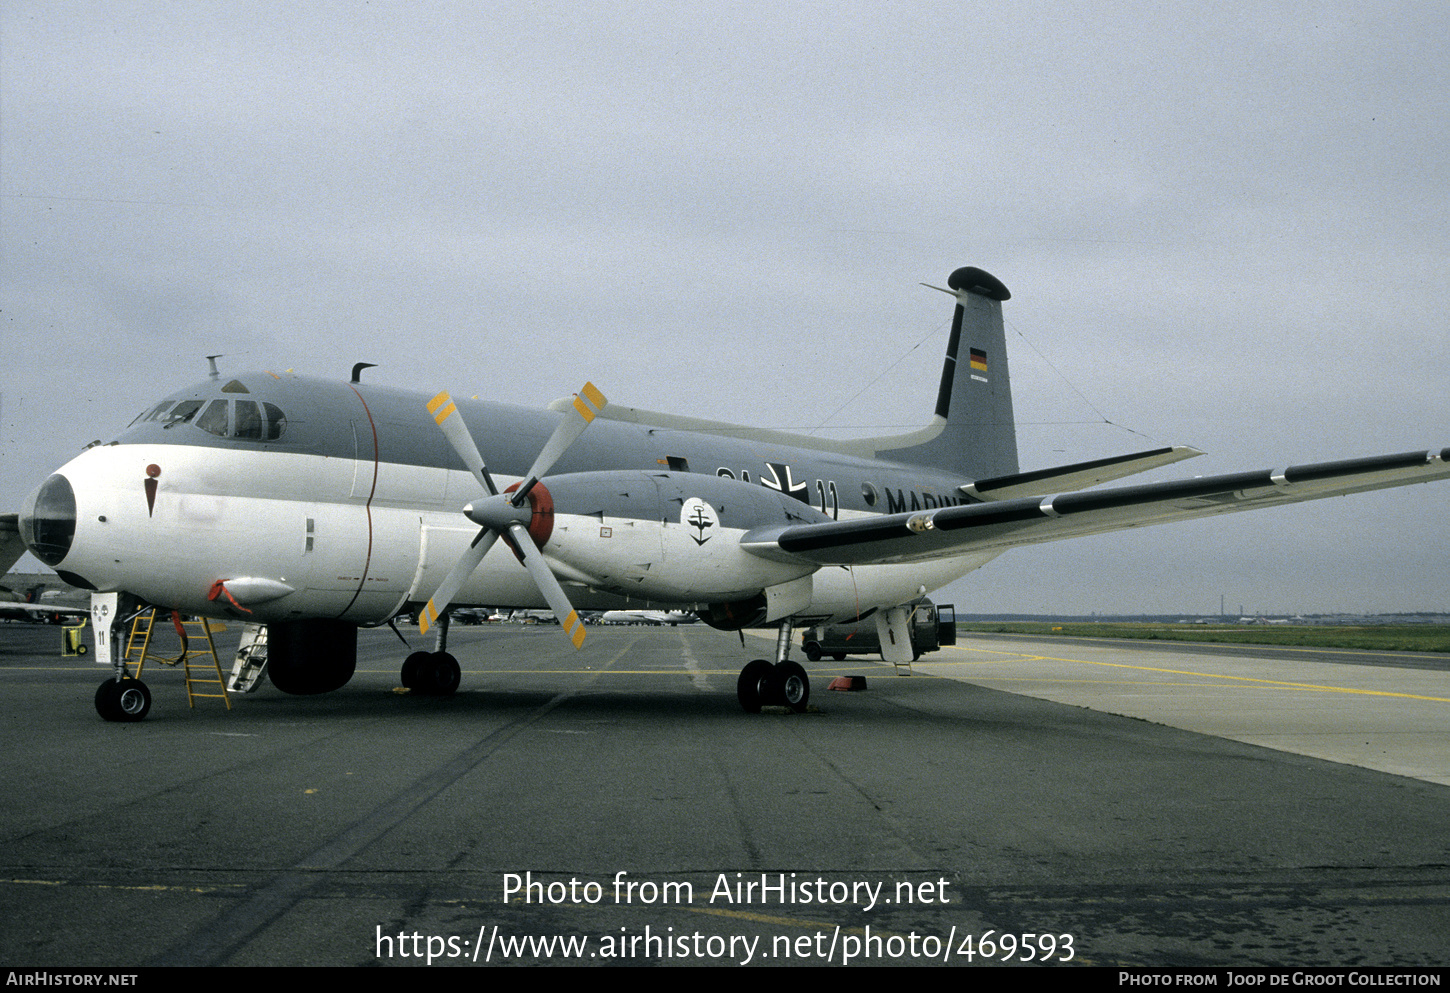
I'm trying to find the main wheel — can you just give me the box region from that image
[400,651,430,689]
[413,652,461,696]
[95,677,151,722]
[772,660,810,713]
[428,652,461,695]
[737,659,773,713]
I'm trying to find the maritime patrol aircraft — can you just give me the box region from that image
[16,266,1450,721]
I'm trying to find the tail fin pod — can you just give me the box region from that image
[880,266,1019,478]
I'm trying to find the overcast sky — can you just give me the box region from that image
[3,1,1447,615]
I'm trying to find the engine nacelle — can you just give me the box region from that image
[536,470,826,604]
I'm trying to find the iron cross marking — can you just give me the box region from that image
[762,462,810,503]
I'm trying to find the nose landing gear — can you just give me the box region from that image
[95,676,151,722]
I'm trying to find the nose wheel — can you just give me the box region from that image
[95,676,152,722]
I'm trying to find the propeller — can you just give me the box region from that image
[419,383,606,650]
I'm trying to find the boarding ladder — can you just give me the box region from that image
[227,623,270,693]
[124,609,232,710]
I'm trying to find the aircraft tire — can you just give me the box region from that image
[413,652,461,696]
[429,652,461,696]
[401,651,430,690]
[95,677,151,722]
[773,661,810,713]
[737,659,772,713]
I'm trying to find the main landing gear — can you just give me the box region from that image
[736,620,810,714]
[401,651,461,695]
[401,609,460,696]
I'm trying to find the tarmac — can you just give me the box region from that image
[1,620,1448,967]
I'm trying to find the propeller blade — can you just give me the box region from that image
[506,524,587,650]
[424,381,604,651]
[512,382,606,506]
[418,528,500,636]
[427,390,498,496]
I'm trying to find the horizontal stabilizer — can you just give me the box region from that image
[742,448,1450,566]
[960,446,1203,501]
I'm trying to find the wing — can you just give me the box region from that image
[0,602,88,620]
[741,449,1450,566]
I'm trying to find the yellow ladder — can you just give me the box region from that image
[125,609,233,710]
[123,609,156,661]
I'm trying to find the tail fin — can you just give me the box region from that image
[878,266,1019,478]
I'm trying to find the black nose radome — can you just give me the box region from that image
[21,474,77,567]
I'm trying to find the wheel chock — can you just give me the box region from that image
[828,676,867,692]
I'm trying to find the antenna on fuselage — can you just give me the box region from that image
[351,363,377,384]
[206,355,224,379]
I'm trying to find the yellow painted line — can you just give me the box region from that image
[687,905,855,931]
[935,646,1450,704]
[961,632,1450,663]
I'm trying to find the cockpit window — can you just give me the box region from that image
[197,400,229,436]
[129,401,173,426]
[234,400,263,440]
[134,394,287,441]
[263,403,287,441]
[180,398,289,442]
[163,400,203,426]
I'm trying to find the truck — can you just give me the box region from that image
[799,600,956,662]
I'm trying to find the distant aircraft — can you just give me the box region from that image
[600,610,699,626]
[14,266,1450,721]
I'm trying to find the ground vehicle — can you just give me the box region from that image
[800,600,955,662]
